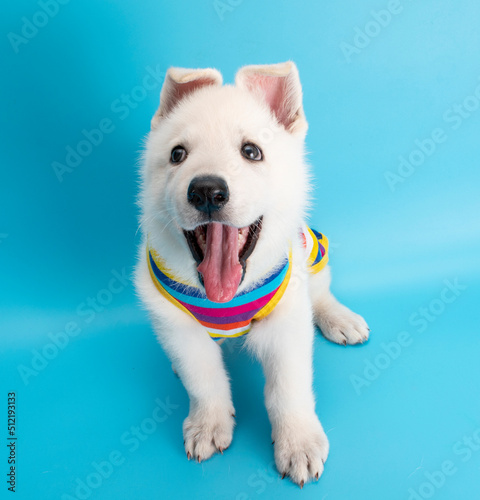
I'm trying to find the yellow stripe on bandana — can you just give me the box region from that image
[147,226,328,341]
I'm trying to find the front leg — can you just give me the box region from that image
[245,278,329,487]
[151,314,235,462]
[310,266,370,345]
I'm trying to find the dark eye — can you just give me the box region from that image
[241,143,263,161]
[170,146,187,164]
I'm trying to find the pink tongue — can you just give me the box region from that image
[197,222,242,303]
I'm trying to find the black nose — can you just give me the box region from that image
[187,176,229,214]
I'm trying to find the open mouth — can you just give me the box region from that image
[183,217,263,303]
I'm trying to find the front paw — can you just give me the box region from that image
[273,415,329,487]
[315,302,370,345]
[183,403,235,462]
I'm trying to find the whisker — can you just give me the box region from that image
[135,213,157,238]
[162,215,179,232]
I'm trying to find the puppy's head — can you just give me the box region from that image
[140,62,310,303]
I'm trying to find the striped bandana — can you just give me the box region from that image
[147,225,328,340]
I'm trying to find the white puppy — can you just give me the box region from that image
[135,62,369,487]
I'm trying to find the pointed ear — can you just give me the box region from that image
[235,61,307,135]
[151,67,223,129]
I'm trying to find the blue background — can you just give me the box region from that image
[1,0,480,499]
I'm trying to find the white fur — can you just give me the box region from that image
[135,62,369,487]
